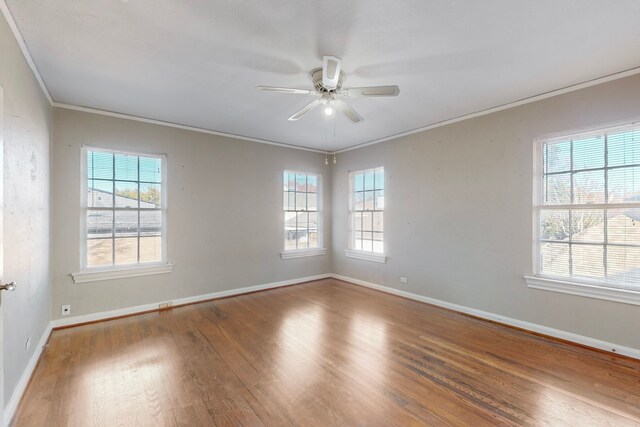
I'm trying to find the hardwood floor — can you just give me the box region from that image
[12,279,640,426]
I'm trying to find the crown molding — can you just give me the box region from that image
[52,102,327,153]
[3,1,640,155]
[335,65,640,153]
[0,0,53,104]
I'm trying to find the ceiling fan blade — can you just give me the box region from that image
[257,86,315,95]
[322,56,342,90]
[288,99,322,121]
[340,85,400,98]
[335,99,363,123]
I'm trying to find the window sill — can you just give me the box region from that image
[281,248,327,260]
[72,263,174,284]
[345,250,387,263]
[524,275,640,306]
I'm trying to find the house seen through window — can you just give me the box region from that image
[84,148,166,269]
[349,167,384,253]
[283,171,320,251]
[536,125,640,289]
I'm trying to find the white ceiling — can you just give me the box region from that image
[6,0,640,151]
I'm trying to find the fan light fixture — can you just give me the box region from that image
[324,106,334,116]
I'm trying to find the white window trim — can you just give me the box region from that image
[345,249,387,263]
[524,275,640,306]
[281,247,328,260]
[80,146,170,275]
[282,170,324,253]
[72,263,174,284]
[530,122,640,302]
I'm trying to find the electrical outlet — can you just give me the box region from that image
[61,305,71,316]
[25,336,31,351]
[400,277,408,284]
[159,301,172,310]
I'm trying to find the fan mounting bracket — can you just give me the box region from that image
[310,68,345,93]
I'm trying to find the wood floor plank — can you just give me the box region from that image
[12,279,640,426]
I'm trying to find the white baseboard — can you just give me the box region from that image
[50,274,331,329]
[6,272,639,427]
[330,274,640,360]
[4,322,52,427]
[6,274,329,425]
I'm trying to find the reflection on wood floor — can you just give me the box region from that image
[12,278,640,426]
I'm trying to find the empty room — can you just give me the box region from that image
[1,1,640,426]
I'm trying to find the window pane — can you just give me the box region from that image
[607,246,640,286]
[571,209,604,243]
[373,212,384,232]
[296,192,306,210]
[140,210,161,237]
[353,212,363,232]
[140,236,162,263]
[115,181,138,208]
[283,171,291,191]
[572,135,604,170]
[362,237,373,252]
[375,169,384,190]
[573,170,605,204]
[284,211,298,250]
[139,156,162,183]
[364,191,374,211]
[307,175,318,192]
[608,166,640,204]
[286,172,296,192]
[88,150,113,180]
[287,192,295,210]
[354,192,364,210]
[140,183,161,208]
[546,140,571,173]
[307,193,317,211]
[540,210,569,241]
[572,244,604,280]
[296,212,309,248]
[296,174,306,192]
[608,129,640,168]
[373,232,384,253]
[308,212,318,248]
[114,237,138,265]
[364,171,374,191]
[354,173,364,191]
[545,173,571,205]
[115,153,138,181]
[375,190,385,210]
[361,212,373,232]
[354,231,363,251]
[540,242,570,276]
[115,210,138,238]
[87,238,113,267]
[607,208,640,246]
[87,210,113,239]
[88,179,113,208]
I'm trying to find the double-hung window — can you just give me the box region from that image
[346,167,385,262]
[282,171,325,258]
[81,147,167,271]
[531,124,640,298]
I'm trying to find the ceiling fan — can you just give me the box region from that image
[257,56,400,123]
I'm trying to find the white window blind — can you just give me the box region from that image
[283,171,320,251]
[349,167,384,253]
[83,147,166,269]
[535,124,640,289]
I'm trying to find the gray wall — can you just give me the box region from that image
[0,15,52,406]
[331,73,640,350]
[51,108,331,319]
